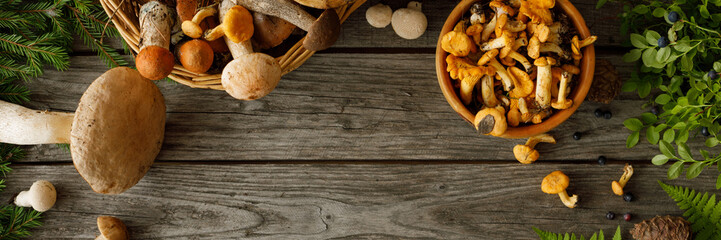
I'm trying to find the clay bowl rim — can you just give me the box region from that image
[435,0,595,139]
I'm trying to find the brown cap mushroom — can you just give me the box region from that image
[96,216,129,240]
[204,5,253,43]
[0,67,165,194]
[236,0,341,51]
[612,163,634,196]
[513,134,556,164]
[176,0,198,22]
[177,39,214,74]
[391,2,427,40]
[366,3,392,28]
[253,12,296,50]
[474,106,507,136]
[14,180,56,212]
[294,0,352,9]
[220,0,281,100]
[541,170,578,208]
[137,1,175,80]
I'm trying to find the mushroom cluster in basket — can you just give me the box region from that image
[136,0,347,100]
[441,0,596,137]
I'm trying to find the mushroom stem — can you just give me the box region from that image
[526,133,556,148]
[507,51,532,72]
[488,59,514,91]
[0,100,73,145]
[481,13,497,42]
[480,75,498,107]
[518,97,533,122]
[558,190,578,208]
[139,1,174,50]
[181,7,217,38]
[551,71,573,110]
[535,57,553,109]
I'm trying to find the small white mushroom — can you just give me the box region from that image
[391,1,427,40]
[535,57,554,109]
[14,180,56,212]
[366,3,392,28]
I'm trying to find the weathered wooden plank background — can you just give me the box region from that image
[3,0,720,239]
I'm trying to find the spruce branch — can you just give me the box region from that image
[0,206,43,240]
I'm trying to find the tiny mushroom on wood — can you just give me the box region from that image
[14,180,56,212]
[391,1,427,40]
[181,6,217,39]
[96,216,129,240]
[513,134,556,164]
[474,106,507,136]
[236,0,341,51]
[612,163,634,196]
[219,0,281,100]
[366,3,392,28]
[137,1,175,80]
[253,13,296,49]
[177,39,214,73]
[0,67,166,194]
[542,170,578,208]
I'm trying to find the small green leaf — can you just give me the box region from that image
[652,154,670,165]
[596,0,608,9]
[714,61,721,72]
[705,137,719,147]
[638,81,652,98]
[673,122,687,130]
[656,94,672,104]
[676,97,688,107]
[701,150,709,159]
[641,112,658,124]
[686,162,704,179]
[633,5,650,14]
[700,5,710,18]
[716,174,721,189]
[642,48,659,68]
[674,41,693,52]
[664,129,676,142]
[678,143,693,161]
[630,33,648,48]
[676,129,689,144]
[652,7,667,17]
[660,140,677,158]
[627,131,640,148]
[623,49,643,62]
[624,118,644,131]
[668,161,684,179]
[657,47,671,62]
[647,126,660,144]
[646,30,661,45]
[612,226,622,240]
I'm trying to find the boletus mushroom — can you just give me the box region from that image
[96,216,129,240]
[0,67,166,194]
[137,1,175,80]
[253,12,296,50]
[14,180,56,212]
[219,0,281,100]
[513,134,556,164]
[236,0,341,51]
[391,1,427,40]
[541,170,578,208]
[177,39,214,74]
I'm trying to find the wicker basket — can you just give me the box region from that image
[99,0,366,90]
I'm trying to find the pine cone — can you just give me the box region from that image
[630,215,691,240]
[587,59,621,104]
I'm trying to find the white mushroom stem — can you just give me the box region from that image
[181,7,217,38]
[540,43,570,59]
[556,71,571,102]
[507,51,532,72]
[618,164,634,187]
[512,37,527,50]
[504,20,526,32]
[558,190,578,208]
[0,100,73,145]
[15,180,56,212]
[139,1,174,50]
[481,32,511,51]
[481,14,497,42]
[518,97,532,122]
[535,59,552,109]
[488,59,514,91]
[481,75,498,107]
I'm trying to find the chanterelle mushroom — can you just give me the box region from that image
[0,67,166,194]
[535,57,554,109]
[612,163,634,196]
[551,71,573,109]
[96,216,129,240]
[366,3,392,28]
[14,180,56,212]
[137,1,175,80]
[474,106,507,136]
[391,1,427,40]
[542,170,578,208]
[514,134,556,164]
[460,66,496,105]
[442,22,476,57]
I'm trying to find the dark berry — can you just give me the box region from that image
[709,70,719,79]
[702,127,710,137]
[594,108,604,118]
[624,212,632,221]
[668,11,679,23]
[658,37,669,48]
[598,156,607,165]
[623,192,634,202]
[606,211,615,220]
[650,106,660,115]
[573,132,582,140]
[603,111,612,119]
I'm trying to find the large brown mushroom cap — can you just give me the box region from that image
[253,12,296,50]
[136,46,174,80]
[303,9,341,51]
[97,216,129,240]
[541,170,570,194]
[221,53,281,100]
[178,39,214,74]
[71,67,166,194]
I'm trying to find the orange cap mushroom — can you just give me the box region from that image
[514,134,556,164]
[177,39,214,74]
[474,106,507,136]
[204,5,254,43]
[612,163,634,196]
[542,170,578,208]
[137,1,175,80]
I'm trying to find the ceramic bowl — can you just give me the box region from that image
[435,0,595,138]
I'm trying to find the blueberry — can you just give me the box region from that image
[623,192,634,202]
[668,11,680,23]
[624,212,632,221]
[598,156,607,165]
[603,111,612,119]
[709,70,719,79]
[702,127,710,137]
[606,211,615,220]
[658,37,669,48]
[650,106,660,115]
[573,132,582,140]
[594,109,603,118]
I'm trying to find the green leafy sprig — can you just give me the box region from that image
[606,0,721,187]
[660,181,721,239]
[533,226,622,240]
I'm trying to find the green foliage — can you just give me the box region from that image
[609,0,721,186]
[0,0,128,81]
[660,181,721,239]
[0,143,25,177]
[533,226,622,240]
[0,206,43,240]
